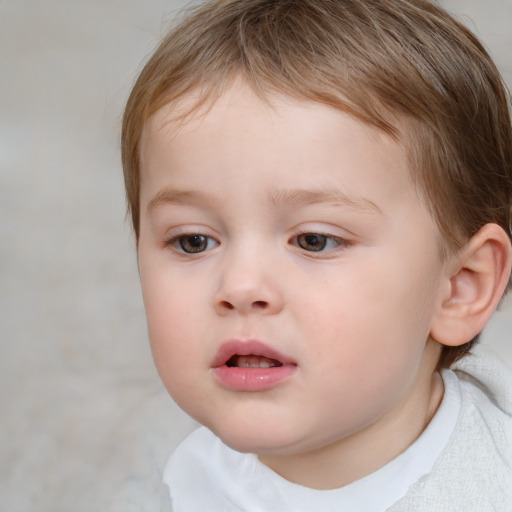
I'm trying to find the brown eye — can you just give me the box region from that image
[178,234,209,253]
[296,233,328,251]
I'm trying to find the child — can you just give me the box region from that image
[122,0,512,509]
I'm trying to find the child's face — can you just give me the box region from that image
[138,83,447,469]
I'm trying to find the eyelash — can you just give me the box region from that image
[165,233,219,254]
[164,231,349,255]
[291,231,349,253]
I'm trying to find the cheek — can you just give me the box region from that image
[143,281,212,417]
[300,258,436,377]
[140,264,205,375]
[140,249,201,324]
[143,278,193,334]
[298,291,427,436]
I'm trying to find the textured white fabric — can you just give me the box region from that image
[163,346,512,511]
[390,346,512,511]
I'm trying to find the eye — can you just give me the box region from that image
[169,234,218,254]
[294,232,345,252]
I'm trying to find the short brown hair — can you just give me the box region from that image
[122,0,512,367]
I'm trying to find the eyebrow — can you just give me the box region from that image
[147,188,218,212]
[268,188,382,214]
[147,186,382,215]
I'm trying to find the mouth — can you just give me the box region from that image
[212,339,295,369]
[211,339,296,392]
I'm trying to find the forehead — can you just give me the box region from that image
[142,84,404,165]
[139,83,419,215]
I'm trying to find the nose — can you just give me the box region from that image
[212,248,284,316]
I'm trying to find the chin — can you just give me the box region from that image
[207,421,307,455]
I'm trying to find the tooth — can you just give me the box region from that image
[235,355,279,368]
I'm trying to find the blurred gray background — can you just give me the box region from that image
[1,1,511,510]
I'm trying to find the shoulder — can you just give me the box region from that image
[166,426,218,461]
[389,346,512,511]
[452,347,512,487]
[453,343,512,414]
[163,426,233,483]
[162,427,259,512]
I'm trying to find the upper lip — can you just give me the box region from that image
[212,339,296,368]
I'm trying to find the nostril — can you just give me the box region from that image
[215,297,273,314]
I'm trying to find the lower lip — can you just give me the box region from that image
[212,365,296,392]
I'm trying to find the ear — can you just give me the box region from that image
[430,224,512,347]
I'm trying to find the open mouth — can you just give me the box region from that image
[212,340,296,391]
[226,355,283,368]
[212,339,296,370]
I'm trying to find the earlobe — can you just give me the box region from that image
[430,224,512,347]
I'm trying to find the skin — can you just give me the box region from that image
[137,82,448,490]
